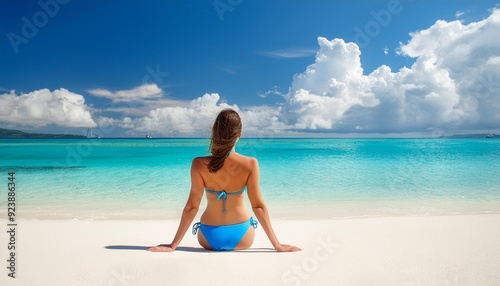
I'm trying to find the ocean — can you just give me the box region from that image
[1,138,499,219]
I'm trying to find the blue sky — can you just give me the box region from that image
[1,0,499,137]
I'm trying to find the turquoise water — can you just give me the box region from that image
[1,138,499,219]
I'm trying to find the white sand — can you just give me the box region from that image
[1,214,499,285]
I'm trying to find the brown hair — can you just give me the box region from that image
[208,108,242,173]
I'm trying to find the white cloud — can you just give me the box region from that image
[15,9,498,137]
[96,98,189,117]
[239,105,286,134]
[135,93,236,136]
[278,9,500,133]
[87,83,189,117]
[95,116,116,128]
[0,89,96,128]
[129,93,285,137]
[258,86,286,99]
[281,38,380,130]
[125,9,500,137]
[258,48,317,59]
[87,84,162,102]
[395,8,500,130]
[215,64,241,75]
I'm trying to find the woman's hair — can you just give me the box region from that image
[208,108,242,173]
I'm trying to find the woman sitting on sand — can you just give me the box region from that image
[148,109,300,252]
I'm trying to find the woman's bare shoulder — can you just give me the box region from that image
[235,153,259,167]
[192,156,210,168]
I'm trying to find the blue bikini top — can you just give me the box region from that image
[205,188,246,214]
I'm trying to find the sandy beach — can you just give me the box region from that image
[1,214,499,285]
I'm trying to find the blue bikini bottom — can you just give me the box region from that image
[192,217,258,251]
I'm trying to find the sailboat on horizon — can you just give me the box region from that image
[145,122,152,139]
[486,128,495,138]
[86,128,100,139]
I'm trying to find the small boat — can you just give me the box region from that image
[86,128,100,139]
[486,128,495,138]
[145,123,152,139]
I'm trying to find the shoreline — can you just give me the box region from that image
[1,214,499,285]
[4,197,500,220]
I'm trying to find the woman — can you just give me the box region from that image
[148,109,300,252]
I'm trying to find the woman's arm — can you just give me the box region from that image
[148,158,205,252]
[246,158,300,252]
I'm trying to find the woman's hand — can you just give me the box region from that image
[275,243,301,252]
[147,244,175,252]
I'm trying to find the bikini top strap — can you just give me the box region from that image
[205,188,246,214]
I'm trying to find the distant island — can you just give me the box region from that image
[442,134,497,139]
[0,128,86,139]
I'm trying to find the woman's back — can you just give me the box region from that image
[147,108,299,252]
[196,152,255,225]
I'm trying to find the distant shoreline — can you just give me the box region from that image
[0,128,86,139]
[0,127,497,139]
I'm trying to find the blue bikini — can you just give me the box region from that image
[204,188,245,214]
[192,188,258,251]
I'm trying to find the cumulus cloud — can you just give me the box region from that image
[281,38,380,130]
[0,89,96,128]
[24,8,494,137]
[129,93,285,137]
[133,93,236,136]
[279,9,500,133]
[126,9,500,137]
